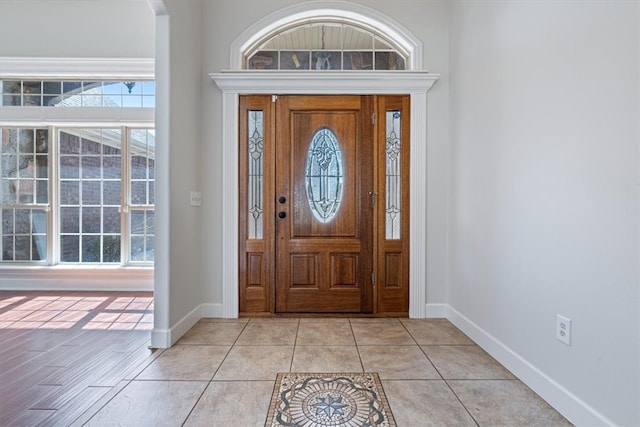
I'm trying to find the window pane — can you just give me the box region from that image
[130,209,153,262]
[103,207,120,234]
[24,95,42,106]
[146,211,154,233]
[375,52,405,71]
[305,128,344,224]
[82,138,101,155]
[61,235,79,262]
[82,181,101,205]
[1,208,47,261]
[103,181,121,205]
[59,128,122,264]
[385,111,401,239]
[2,209,13,234]
[1,128,49,205]
[2,236,13,260]
[102,235,120,263]
[131,156,147,179]
[43,81,62,95]
[145,236,154,261]
[60,156,80,178]
[60,132,80,155]
[61,207,79,233]
[82,235,101,262]
[82,156,101,178]
[82,207,101,233]
[14,209,31,234]
[131,181,147,204]
[129,129,154,208]
[131,211,145,233]
[131,236,145,261]
[102,156,121,179]
[14,235,31,260]
[60,181,80,205]
[247,110,263,239]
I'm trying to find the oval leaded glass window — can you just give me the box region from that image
[305,128,344,223]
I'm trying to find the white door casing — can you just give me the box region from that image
[211,71,438,318]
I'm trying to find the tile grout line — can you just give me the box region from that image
[411,335,484,425]
[414,335,481,427]
[207,318,250,381]
[288,318,300,372]
[443,378,481,427]
[349,318,366,372]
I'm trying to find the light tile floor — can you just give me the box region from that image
[80,317,573,426]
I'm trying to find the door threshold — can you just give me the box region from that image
[240,312,409,318]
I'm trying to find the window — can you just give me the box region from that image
[245,22,407,70]
[0,79,155,266]
[1,80,154,108]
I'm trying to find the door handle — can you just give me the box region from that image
[278,211,287,219]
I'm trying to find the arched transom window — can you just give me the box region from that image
[245,21,408,71]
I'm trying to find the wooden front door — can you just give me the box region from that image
[275,96,374,313]
[238,95,410,315]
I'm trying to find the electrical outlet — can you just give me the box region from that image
[556,315,571,345]
[190,191,202,207]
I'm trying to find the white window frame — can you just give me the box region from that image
[0,57,154,291]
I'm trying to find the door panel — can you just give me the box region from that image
[275,96,373,313]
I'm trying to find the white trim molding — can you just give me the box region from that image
[0,57,155,79]
[151,303,201,349]
[150,303,223,349]
[446,305,617,427]
[211,71,438,319]
[229,1,422,70]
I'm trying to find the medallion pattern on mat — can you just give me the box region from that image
[266,372,396,427]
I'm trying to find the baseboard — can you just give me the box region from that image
[150,303,202,348]
[150,303,224,348]
[446,305,615,427]
[150,328,171,349]
[167,304,203,347]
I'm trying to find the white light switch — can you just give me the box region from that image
[190,191,202,207]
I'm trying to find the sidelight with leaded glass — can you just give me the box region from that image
[248,110,264,239]
[385,111,401,240]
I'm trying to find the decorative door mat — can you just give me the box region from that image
[265,372,396,427]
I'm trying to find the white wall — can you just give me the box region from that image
[0,0,155,58]
[158,0,204,336]
[450,1,639,425]
[200,0,452,311]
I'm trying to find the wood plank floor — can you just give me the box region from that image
[0,291,157,426]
